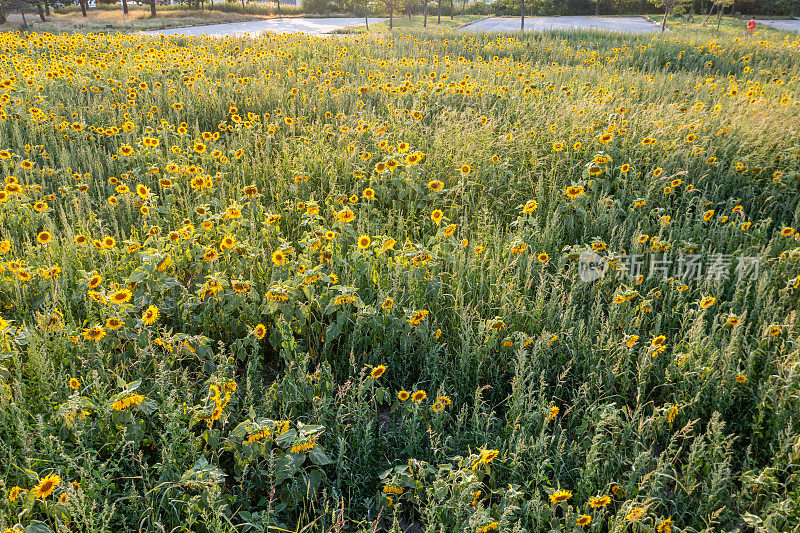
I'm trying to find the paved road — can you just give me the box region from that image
[147,17,384,37]
[759,19,800,32]
[462,16,661,33]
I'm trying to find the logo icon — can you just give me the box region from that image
[578,250,607,282]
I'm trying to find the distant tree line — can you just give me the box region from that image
[485,0,798,17]
[299,0,798,17]
[0,0,64,25]
[301,0,800,16]
[1,0,796,27]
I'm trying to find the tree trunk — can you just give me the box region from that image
[462,0,465,15]
[437,0,440,23]
[703,2,715,25]
[79,0,87,17]
[595,0,599,17]
[277,0,281,17]
[150,0,157,18]
[364,1,368,30]
[45,0,50,16]
[389,6,393,28]
[716,2,723,31]
[424,0,427,26]
[639,0,644,15]
[449,0,452,19]
[36,2,45,20]
[408,2,411,20]
[122,0,129,14]
[661,4,669,32]
[20,2,28,26]
[520,0,524,30]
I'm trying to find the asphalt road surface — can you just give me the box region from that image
[147,17,383,37]
[758,19,800,32]
[462,16,661,33]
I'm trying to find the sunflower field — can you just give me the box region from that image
[0,26,799,532]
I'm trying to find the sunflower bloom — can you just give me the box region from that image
[549,489,572,504]
[142,305,160,326]
[32,474,60,499]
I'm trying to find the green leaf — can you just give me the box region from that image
[275,454,297,484]
[308,445,332,466]
[229,421,253,439]
[139,399,159,415]
[276,429,297,447]
[128,268,148,284]
[304,469,324,490]
[297,424,324,438]
[325,318,343,342]
[26,521,55,533]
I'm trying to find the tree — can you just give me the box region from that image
[19,0,27,25]
[5,0,30,26]
[595,0,600,16]
[650,0,692,32]
[149,0,156,17]
[702,0,716,24]
[520,0,524,30]
[714,0,733,31]
[384,0,398,28]
[423,0,428,26]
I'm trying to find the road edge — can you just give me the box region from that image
[454,16,490,30]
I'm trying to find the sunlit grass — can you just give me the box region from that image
[0,25,798,533]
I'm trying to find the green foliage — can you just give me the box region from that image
[0,25,799,533]
[301,0,333,13]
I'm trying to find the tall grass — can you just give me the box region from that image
[0,26,798,532]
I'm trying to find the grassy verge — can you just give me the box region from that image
[0,6,255,33]
[332,14,481,34]
[649,13,797,38]
[0,3,311,34]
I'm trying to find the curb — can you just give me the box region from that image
[454,15,490,30]
[643,14,668,31]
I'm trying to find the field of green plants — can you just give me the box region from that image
[0,25,799,532]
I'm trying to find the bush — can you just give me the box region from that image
[466,0,491,15]
[300,0,329,14]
